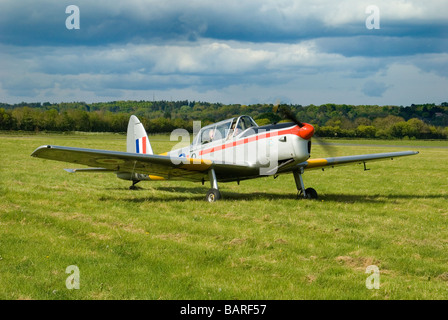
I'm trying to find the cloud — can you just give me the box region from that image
[0,0,447,105]
[362,80,389,97]
[1,0,447,46]
[314,36,448,57]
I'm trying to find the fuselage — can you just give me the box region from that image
[167,116,315,177]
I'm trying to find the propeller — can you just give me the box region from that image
[273,101,337,157]
[273,101,304,128]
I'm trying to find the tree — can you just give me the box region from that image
[390,122,410,138]
[373,115,405,130]
[355,117,372,126]
[406,118,430,139]
[356,125,377,138]
[0,108,12,130]
[255,112,281,124]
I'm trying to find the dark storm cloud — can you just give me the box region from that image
[314,35,448,58]
[362,80,389,97]
[1,0,446,48]
[0,0,447,105]
[0,1,188,46]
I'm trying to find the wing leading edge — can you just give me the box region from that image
[300,151,419,171]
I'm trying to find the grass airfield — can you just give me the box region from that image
[0,132,447,299]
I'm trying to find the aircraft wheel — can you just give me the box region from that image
[206,189,221,202]
[129,180,140,190]
[305,187,318,199]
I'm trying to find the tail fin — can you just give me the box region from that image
[127,115,153,155]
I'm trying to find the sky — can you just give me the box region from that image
[0,0,447,106]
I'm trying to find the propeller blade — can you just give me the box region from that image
[273,103,304,127]
[311,136,337,157]
[272,100,280,114]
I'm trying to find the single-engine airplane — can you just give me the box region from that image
[31,108,418,202]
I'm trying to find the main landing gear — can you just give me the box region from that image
[205,167,317,202]
[293,168,318,200]
[206,168,222,202]
[129,180,140,190]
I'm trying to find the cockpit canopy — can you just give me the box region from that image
[193,115,258,145]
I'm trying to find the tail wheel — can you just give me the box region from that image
[206,189,221,202]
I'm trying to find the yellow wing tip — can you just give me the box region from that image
[148,175,165,180]
[306,159,328,168]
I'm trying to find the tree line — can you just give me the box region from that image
[0,101,447,139]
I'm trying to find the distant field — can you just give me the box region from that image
[0,133,447,300]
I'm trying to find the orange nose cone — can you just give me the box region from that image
[298,123,315,140]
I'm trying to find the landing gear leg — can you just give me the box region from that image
[293,168,318,200]
[129,180,140,190]
[206,168,221,202]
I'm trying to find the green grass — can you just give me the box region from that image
[0,133,447,300]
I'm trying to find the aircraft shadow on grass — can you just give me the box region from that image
[99,186,445,204]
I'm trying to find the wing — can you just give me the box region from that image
[31,145,256,182]
[64,168,115,173]
[299,151,419,171]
